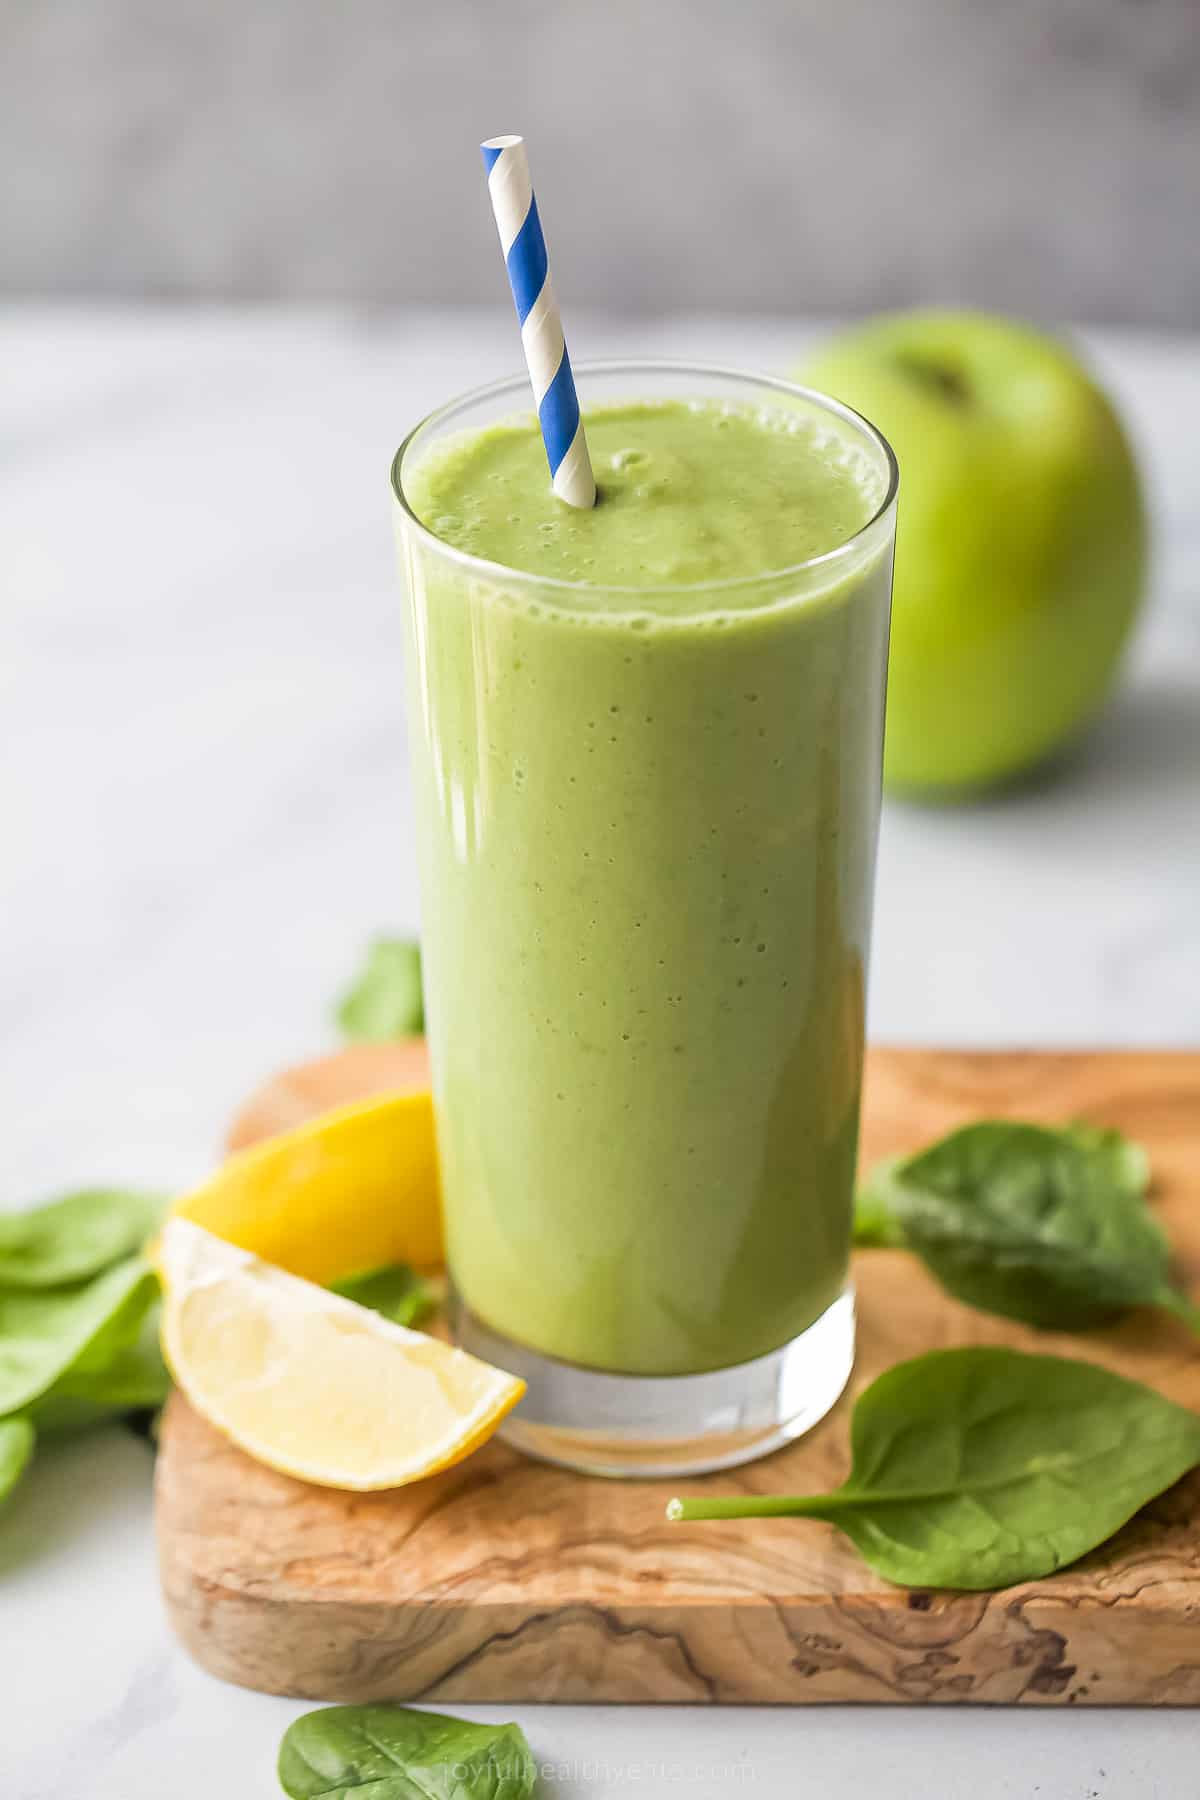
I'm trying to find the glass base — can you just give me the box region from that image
[451,1286,855,1478]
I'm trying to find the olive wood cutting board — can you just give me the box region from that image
[156,1047,1200,1705]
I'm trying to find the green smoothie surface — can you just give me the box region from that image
[407,400,883,591]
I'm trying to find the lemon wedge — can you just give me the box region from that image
[158,1220,523,1489]
[168,1084,443,1283]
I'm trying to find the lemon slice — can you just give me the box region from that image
[158,1220,523,1489]
[168,1085,443,1284]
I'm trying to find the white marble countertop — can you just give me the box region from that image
[3,306,1199,1797]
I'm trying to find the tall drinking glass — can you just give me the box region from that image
[392,362,897,1475]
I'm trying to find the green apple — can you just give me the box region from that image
[801,312,1146,795]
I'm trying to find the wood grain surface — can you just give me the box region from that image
[156,1046,1200,1705]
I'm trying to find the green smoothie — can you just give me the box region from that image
[398,394,893,1376]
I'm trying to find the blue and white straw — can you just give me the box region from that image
[480,134,596,510]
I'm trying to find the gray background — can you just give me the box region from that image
[4,0,1198,327]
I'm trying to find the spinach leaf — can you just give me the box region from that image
[337,938,424,1041]
[329,1264,435,1329]
[26,1305,170,1434]
[0,1418,35,1508]
[850,1160,906,1248]
[0,1188,164,1288]
[854,1121,1197,1331]
[279,1704,536,1800]
[667,1347,1200,1589]
[0,1256,159,1415]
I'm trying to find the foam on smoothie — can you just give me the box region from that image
[407,400,884,598]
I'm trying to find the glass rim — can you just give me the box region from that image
[391,359,899,602]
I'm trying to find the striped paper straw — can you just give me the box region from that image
[480,134,596,510]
